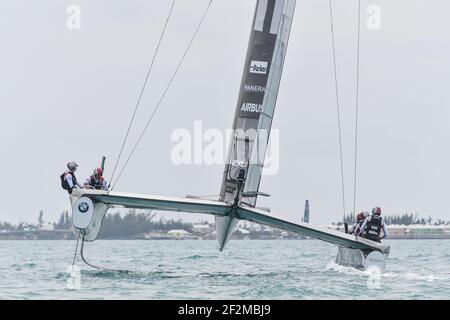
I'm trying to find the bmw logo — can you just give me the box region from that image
[78,202,89,213]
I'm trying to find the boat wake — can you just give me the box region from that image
[325,260,445,282]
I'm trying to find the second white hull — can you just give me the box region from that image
[336,246,389,272]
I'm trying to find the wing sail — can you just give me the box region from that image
[220,0,297,207]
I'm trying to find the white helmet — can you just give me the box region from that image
[67,161,78,172]
[363,211,370,218]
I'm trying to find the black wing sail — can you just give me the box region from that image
[220,0,297,207]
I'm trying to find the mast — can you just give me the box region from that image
[220,0,297,206]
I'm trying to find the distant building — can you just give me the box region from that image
[193,224,210,234]
[167,229,190,236]
[40,222,54,231]
[387,224,450,239]
[167,229,199,240]
[279,231,290,239]
[239,221,262,232]
[237,227,250,235]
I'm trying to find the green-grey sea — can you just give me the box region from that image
[0,239,448,299]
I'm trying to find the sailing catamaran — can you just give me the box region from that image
[69,0,390,271]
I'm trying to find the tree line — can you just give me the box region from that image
[343,212,450,226]
[1,210,449,236]
[97,210,194,238]
[0,209,196,239]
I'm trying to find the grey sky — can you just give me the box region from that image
[1,0,449,225]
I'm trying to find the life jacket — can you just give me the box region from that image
[365,215,383,242]
[88,175,104,190]
[60,171,77,194]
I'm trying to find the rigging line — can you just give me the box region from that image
[111,0,214,190]
[329,0,346,223]
[109,0,177,185]
[353,0,361,216]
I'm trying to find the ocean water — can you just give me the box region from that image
[0,239,449,299]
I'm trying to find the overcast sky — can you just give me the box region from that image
[1,0,449,225]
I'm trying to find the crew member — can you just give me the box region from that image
[350,212,368,235]
[84,168,108,190]
[358,207,388,242]
[61,161,82,194]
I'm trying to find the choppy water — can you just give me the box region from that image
[0,239,449,299]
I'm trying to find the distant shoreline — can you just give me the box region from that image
[2,224,449,240]
[1,235,449,241]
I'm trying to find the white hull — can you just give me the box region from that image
[336,246,389,272]
[70,189,391,271]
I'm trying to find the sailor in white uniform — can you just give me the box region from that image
[62,161,83,194]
